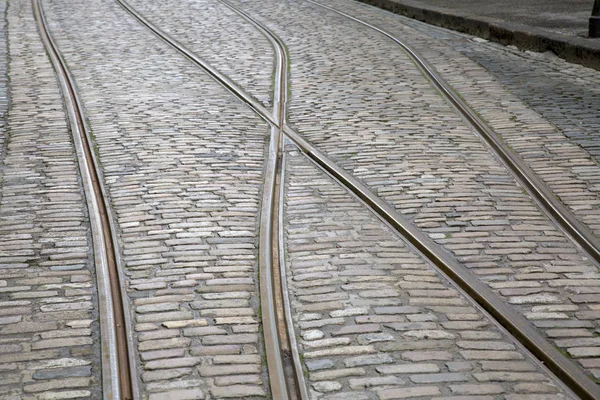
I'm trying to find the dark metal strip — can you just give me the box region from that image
[216,1,308,397]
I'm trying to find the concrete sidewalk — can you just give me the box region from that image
[356,0,600,69]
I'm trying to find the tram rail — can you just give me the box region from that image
[114,1,600,397]
[36,0,600,398]
[33,0,136,399]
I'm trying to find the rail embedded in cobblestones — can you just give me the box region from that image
[227,1,297,397]
[115,0,273,126]
[306,0,600,268]
[32,0,135,398]
[99,0,600,398]
[115,0,305,398]
[215,1,310,397]
[217,1,308,397]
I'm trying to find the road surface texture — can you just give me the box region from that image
[0,0,599,399]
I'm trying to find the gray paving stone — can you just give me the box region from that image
[0,0,101,398]
[148,389,205,400]
[280,149,569,397]
[42,0,271,396]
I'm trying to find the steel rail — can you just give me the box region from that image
[258,120,288,400]
[306,0,600,267]
[110,1,600,399]
[215,2,309,397]
[115,0,304,398]
[278,146,309,400]
[216,1,308,397]
[32,0,135,399]
[214,2,308,398]
[299,1,600,398]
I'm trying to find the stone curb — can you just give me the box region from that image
[356,0,600,70]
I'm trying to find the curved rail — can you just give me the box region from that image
[300,1,600,398]
[216,1,308,398]
[217,2,310,397]
[306,0,600,267]
[106,1,600,399]
[33,0,135,399]
[115,0,305,398]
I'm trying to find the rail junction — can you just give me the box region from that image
[1,0,600,399]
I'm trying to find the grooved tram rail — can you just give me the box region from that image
[33,0,135,399]
[30,0,600,398]
[112,1,600,398]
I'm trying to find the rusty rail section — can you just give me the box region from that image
[33,0,135,398]
[41,0,600,398]
[114,0,600,398]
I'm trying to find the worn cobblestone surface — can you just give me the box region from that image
[332,0,600,238]
[230,0,600,381]
[0,0,101,398]
[0,1,7,167]
[43,0,270,398]
[3,0,599,396]
[397,16,600,162]
[401,17,600,238]
[127,0,274,109]
[283,146,571,399]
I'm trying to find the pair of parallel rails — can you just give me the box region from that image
[33,0,600,398]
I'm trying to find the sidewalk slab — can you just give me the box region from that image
[356,0,600,70]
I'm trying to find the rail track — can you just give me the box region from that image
[306,0,600,269]
[114,0,600,398]
[36,0,600,398]
[33,0,136,399]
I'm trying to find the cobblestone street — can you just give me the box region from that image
[0,0,599,399]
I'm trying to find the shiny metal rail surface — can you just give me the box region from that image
[306,0,600,268]
[114,0,600,398]
[257,88,288,400]
[215,1,308,397]
[115,0,302,398]
[61,0,600,399]
[278,147,309,400]
[33,0,135,398]
[215,2,309,397]
[215,0,298,396]
[215,2,310,397]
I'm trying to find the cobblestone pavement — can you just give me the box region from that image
[330,0,600,238]
[229,0,600,382]
[0,0,102,398]
[2,0,600,397]
[43,0,271,398]
[0,1,7,167]
[283,146,572,399]
[126,0,274,109]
